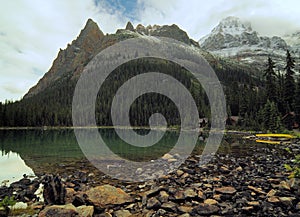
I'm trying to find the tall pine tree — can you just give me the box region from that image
[277,70,285,114]
[259,100,282,132]
[284,50,296,111]
[294,75,300,123]
[264,57,277,103]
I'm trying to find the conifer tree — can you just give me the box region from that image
[264,57,277,102]
[294,76,300,123]
[284,50,296,111]
[260,100,282,132]
[277,70,285,114]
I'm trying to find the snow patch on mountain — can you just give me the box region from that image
[199,16,300,70]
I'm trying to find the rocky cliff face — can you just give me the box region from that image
[119,22,199,46]
[135,23,194,45]
[200,17,288,51]
[24,20,199,98]
[199,16,299,70]
[24,19,104,98]
[283,31,300,54]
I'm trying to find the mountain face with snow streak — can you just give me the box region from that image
[199,16,299,70]
[283,31,300,54]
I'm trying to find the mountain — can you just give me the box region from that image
[24,20,201,99]
[118,22,200,46]
[0,19,262,127]
[25,19,105,98]
[283,31,300,53]
[199,16,300,70]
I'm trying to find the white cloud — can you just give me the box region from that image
[0,0,127,102]
[135,0,300,38]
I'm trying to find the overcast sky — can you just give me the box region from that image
[1,0,300,102]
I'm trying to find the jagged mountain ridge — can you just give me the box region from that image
[25,19,105,98]
[283,31,300,53]
[199,16,300,70]
[24,20,201,98]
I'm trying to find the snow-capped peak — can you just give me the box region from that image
[198,16,298,71]
[283,31,300,46]
[211,16,253,36]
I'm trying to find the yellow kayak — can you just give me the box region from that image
[255,139,281,145]
[255,134,296,139]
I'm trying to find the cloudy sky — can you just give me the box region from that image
[1,0,300,102]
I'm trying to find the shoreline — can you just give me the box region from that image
[0,126,179,131]
[1,140,300,216]
[0,126,259,134]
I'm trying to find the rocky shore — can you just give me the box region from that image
[1,140,300,217]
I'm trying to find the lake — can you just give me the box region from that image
[0,129,264,184]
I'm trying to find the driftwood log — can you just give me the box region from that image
[42,175,66,205]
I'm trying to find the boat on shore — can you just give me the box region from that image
[255,134,296,139]
[255,139,281,145]
[243,133,297,144]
